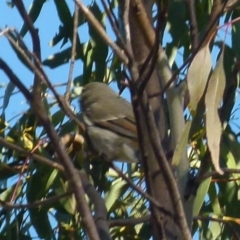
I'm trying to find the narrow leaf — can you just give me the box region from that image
[2,81,15,114]
[20,0,46,37]
[172,121,191,168]
[193,175,211,216]
[54,0,72,29]
[205,48,226,174]
[89,3,108,82]
[42,47,72,68]
[42,43,84,68]
[187,44,212,111]
[105,179,127,211]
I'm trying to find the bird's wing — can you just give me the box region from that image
[96,117,137,140]
[86,97,137,139]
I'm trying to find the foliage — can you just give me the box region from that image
[0,0,240,239]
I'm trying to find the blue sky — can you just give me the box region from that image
[0,1,76,120]
[0,0,132,122]
[0,1,80,236]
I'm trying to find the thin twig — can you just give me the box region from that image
[0,57,33,101]
[117,0,136,62]
[194,215,240,240]
[14,0,41,59]
[200,168,240,182]
[224,0,240,12]
[74,0,128,64]
[3,28,85,131]
[0,137,64,171]
[134,0,226,97]
[100,0,126,51]
[65,3,79,101]
[0,191,71,210]
[110,163,174,218]
[0,137,110,239]
[10,141,45,203]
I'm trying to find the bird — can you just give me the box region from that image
[80,82,139,163]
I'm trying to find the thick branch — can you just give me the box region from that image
[14,1,100,239]
[109,215,150,227]
[185,0,198,51]
[0,136,111,239]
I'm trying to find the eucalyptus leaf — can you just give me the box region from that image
[20,0,46,37]
[187,44,212,112]
[205,47,226,174]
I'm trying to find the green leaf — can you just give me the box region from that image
[209,183,222,216]
[0,162,21,180]
[50,25,69,47]
[193,175,211,216]
[55,180,76,215]
[0,210,30,240]
[50,12,87,47]
[0,182,22,201]
[88,3,108,82]
[27,171,53,239]
[187,44,212,112]
[2,81,15,114]
[232,10,240,59]
[205,47,226,174]
[42,43,84,68]
[82,42,93,84]
[105,178,128,211]
[42,47,72,68]
[168,0,187,49]
[20,0,46,37]
[53,0,73,48]
[28,208,52,239]
[54,0,72,30]
[223,129,240,179]
[208,221,222,240]
[172,121,191,168]
[45,169,59,191]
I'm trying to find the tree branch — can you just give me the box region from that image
[0,57,33,101]
[74,0,128,64]
[0,136,111,239]
[110,163,174,218]
[2,28,85,131]
[14,1,100,239]
[109,215,150,227]
[0,191,71,210]
[185,0,198,51]
[65,3,79,101]
[200,168,240,182]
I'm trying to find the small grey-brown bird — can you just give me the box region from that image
[80,82,139,163]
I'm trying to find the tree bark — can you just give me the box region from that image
[120,0,183,238]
